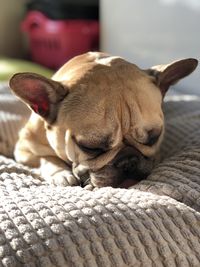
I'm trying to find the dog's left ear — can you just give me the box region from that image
[9,72,68,123]
[146,58,198,96]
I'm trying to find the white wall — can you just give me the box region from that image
[101,0,200,94]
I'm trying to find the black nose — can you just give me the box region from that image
[115,156,138,172]
[113,146,141,173]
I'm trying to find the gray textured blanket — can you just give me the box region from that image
[0,83,200,267]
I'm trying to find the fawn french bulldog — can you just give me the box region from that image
[9,52,198,188]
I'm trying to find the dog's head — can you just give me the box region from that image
[9,52,198,187]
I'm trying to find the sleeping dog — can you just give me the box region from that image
[9,52,198,188]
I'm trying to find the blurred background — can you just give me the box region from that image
[0,0,199,94]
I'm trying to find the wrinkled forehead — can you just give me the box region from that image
[60,89,120,134]
[57,52,162,129]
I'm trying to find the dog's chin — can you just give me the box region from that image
[89,164,152,188]
[89,166,122,188]
[86,153,157,188]
[74,151,157,188]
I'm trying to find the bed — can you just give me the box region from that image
[0,82,200,267]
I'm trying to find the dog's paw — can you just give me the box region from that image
[47,170,80,186]
[84,183,95,190]
[83,181,100,191]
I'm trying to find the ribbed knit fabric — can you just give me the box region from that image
[0,84,200,267]
[0,83,30,158]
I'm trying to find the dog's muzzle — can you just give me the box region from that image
[113,146,141,175]
[73,146,155,187]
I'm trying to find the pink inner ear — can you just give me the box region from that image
[30,98,49,117]
[22,79,50,117]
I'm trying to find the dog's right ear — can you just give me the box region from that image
[145,58,198,97]
[9,72,68,123]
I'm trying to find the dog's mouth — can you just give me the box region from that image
[73,147,156,188]
[88,158,153,188]
[80,166,150,188]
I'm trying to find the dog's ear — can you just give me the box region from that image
[9,72,68,123]
[146,58,198,96]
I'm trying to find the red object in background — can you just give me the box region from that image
[21,11,99,69]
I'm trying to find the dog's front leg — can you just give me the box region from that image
[40,156,80,186]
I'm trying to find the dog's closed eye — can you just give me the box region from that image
[140,129,162,146]
[73,135,112,156]
[78,144,105,155]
